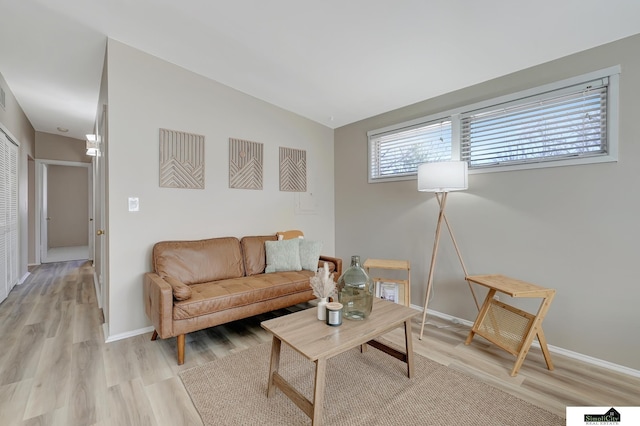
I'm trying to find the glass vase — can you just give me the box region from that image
[337,255,374,320]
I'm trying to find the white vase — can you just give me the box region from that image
[317,297,328,320]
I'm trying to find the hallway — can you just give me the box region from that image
[43,246,90,263]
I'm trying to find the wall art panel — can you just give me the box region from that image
[279,147,306,192]
[159,128,205,189]
[229,138,263,190]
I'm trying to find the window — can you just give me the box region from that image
[367,66,619,182]
[461,78,609,169]
[368,117,452,182]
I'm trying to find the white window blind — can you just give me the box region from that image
[369,119,451,182]
[461,78,608,169]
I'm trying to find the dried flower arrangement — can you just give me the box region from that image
[309,262,336,299]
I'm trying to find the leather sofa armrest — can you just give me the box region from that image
[143,273,174,338]
[319,255,343,278]
[164,276,193,301]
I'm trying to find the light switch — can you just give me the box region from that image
[128,197,139,212]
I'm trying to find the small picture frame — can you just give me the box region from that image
[375,281,404,304]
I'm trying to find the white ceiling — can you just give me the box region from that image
[2,0,640,141]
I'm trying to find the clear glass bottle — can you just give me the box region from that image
[337,255,374,320]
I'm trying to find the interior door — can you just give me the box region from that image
[0,134,8,303]
[0,132,18,304]
[88,166,94,262]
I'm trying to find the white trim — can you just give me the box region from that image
[92,270,102,309]
[35,159,93,264]
[17,272,30,285]
[415,305,640,379]
[545,343,640,379]
[105,325,154,343]
[36,159,90,167]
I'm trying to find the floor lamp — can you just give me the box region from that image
[417,161,479,340]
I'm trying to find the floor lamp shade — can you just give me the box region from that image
[417,161,468,193]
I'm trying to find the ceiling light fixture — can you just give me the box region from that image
[56,127,69,133]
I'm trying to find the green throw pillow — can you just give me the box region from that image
[299,239,323,272]
[265,239,302,273]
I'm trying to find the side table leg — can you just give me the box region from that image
[404,319,415,378]
[312,357,327,426]
[465,291,495,345]
[536,327,555,371]
[510,295,554,377]
[267,336,282,397]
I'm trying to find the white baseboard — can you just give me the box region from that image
[105,325,154,343]
[18,272,30,285]
[546,343,640,378]
[413,304,640,379]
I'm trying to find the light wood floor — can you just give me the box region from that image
[1,261,638,425]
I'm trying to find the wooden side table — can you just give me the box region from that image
[464,274,556,376]
[363,258,411,306]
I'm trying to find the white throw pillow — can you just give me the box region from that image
[299,239,323,272]
[265,239,302,273]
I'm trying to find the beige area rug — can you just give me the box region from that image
[180,342,564,426]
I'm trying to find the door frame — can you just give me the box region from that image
[35,159,93,264]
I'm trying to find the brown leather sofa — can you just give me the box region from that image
[143,234,342,364]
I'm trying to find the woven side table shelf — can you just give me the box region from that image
[464,274,556,377]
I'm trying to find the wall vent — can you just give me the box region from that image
[0,87,5,110]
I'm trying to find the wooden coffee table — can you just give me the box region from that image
[261,298,418,425]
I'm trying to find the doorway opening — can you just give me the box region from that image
[35,160,93,264]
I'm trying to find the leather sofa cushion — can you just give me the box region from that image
[173,270,313,319]
[153,237,245,285]
[164,276,192,301]
[240,235,277,276]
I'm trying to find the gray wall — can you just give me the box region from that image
[335,33,640,371]
[0,72,35,158]
[105,40,335,337]
[35,132,90,163]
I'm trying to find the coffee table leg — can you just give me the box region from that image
[267,336,282,397]
[311,357,327,425]
[404,319,415,378]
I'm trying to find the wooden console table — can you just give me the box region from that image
[464,274,556,376]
